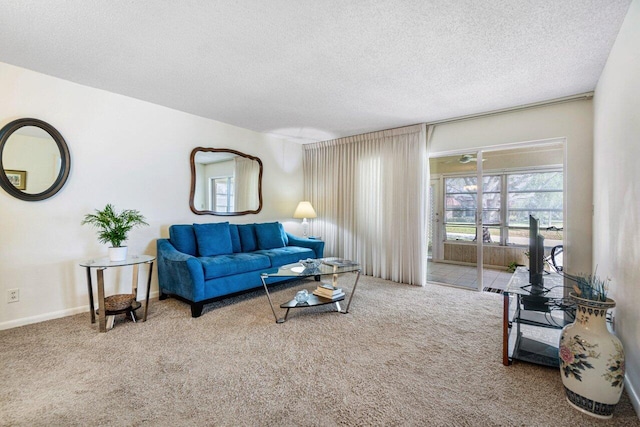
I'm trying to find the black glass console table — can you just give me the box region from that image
[502,267,574,367]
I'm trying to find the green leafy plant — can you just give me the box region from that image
[569,267,610,302]
[81,204,148,248]
[507,261,524,273]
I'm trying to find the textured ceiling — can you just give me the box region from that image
[0,0,632,143]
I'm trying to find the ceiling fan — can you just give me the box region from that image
[458,154,479,163]
[439,154,487,164]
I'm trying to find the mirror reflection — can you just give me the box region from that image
[2,126,62,194]
[0,118,71,201]
[190,148,263,215]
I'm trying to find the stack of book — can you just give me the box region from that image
[312,283,345,300]
[322,257,358,267]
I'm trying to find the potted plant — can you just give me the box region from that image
[82,204,149,261]
[559,269,625,419]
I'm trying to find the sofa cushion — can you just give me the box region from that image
[229,224,241,253]
[254,246,315,267]
[169,225,197,257]
[238,224,258,252]
[255,222,287,250]
[193,222,233,257]
[279,223,289,246]
[200,253,271,280]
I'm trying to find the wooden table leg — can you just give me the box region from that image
[97,268,107,332]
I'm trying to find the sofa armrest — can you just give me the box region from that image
[286,233,325,258]
[157,239,205,301]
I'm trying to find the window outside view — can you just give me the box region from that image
[444,170,563,248]
[211,176,235,212]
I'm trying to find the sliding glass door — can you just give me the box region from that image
[428,152,484,291]
[428,142,565,293]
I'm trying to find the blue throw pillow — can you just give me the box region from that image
[169,225,197,256]
[238,224,258,252]
[278,222,289,246]
[193,222,233,257]
[229,224,241,253]
[255,222,287,250]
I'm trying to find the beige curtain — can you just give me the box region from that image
[234,157,259,211]
[303,124,429,285]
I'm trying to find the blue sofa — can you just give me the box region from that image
[156,221,324,317]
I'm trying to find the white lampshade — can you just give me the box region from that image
[293,201,317,219]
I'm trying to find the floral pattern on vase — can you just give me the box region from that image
[559,293,624,419]
[603,342,625,388]
[559,334,599,382]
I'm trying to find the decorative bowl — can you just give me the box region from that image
[295,289,309,303]
[299,258,320,269]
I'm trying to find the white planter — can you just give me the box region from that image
[108,246,128,262]
[559,293,625,419]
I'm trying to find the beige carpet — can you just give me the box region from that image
[1,275,638,426]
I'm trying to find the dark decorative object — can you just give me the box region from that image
[0,118,71,201]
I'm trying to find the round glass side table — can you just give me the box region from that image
[79,254,155,332]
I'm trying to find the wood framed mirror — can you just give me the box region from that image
[0,118,71,201]
[190,147,263,215]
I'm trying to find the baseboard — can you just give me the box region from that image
[626,375,640,420]
[0,291,160,331]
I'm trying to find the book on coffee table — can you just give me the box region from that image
[313,283,345,300]
[322,257,357,267]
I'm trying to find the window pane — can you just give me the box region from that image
[483,175,501,192]
[508,191,563,209]
[486,227,500,243]
[445,194,477,209]
[446,225,476,241]
[445,210,475,224]
[445,177,477,193]
[482,210,501,224]
[508,172,563,191]
[507,171,563,229]
[507,227,563,247]
[508,210,563,228]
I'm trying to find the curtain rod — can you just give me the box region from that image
[427,92,594,126]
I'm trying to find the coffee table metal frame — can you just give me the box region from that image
[260,260,361,323]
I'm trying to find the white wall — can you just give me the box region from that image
[0,62,304,329]
[429,100,594,276]
[593,0,640,414]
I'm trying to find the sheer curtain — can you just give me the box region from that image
[234,157,259,211]
[303,124,429,285]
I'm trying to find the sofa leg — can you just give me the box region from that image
[159,291,168,301]
[191,302,204,318]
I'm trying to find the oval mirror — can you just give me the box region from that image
[190,147,263,215]
[0,118,71,201]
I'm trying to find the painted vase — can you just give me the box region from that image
[559,293,625,419]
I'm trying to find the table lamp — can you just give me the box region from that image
[293,201,317,238]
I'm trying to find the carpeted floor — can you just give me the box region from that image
[1,275,638,426]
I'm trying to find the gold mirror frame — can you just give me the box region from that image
[189,147,263,216]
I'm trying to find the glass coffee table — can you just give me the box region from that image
[260,259,361,323]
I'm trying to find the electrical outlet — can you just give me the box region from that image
[8,288,19,303]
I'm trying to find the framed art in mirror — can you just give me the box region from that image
[0,118,71,201]
[190,147,263,216]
